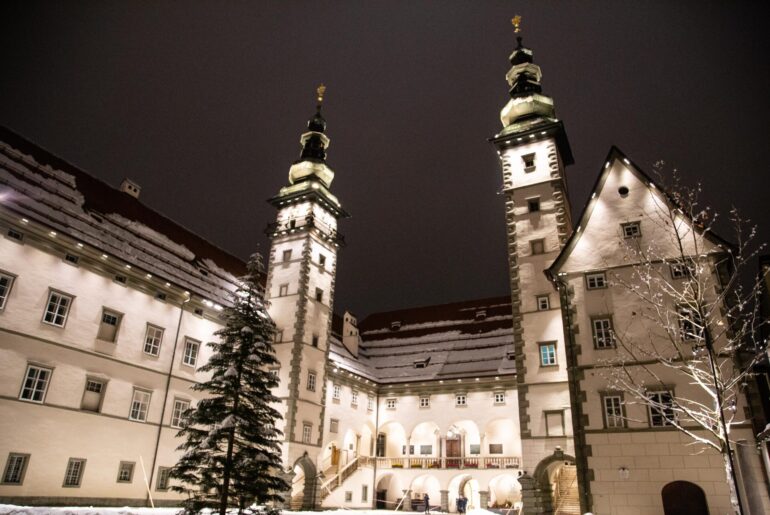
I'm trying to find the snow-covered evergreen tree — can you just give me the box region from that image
[171,254,287,515]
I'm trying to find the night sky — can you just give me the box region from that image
[2,2,769,317]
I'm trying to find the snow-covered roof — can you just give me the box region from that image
[0,126,246,304]
[328,296,516,384]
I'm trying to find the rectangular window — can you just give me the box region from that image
[527,197,541,213]
[586,272,607,290]
[81,378,105,412]
[522,153,536,172]
[362,484,368,502]
[307,371,316,392]
[455,394,467,407]
[332,384,341,401]
[6,228,24,242]
[182,338,200,367]
[539,342,557,366]
[367,395,374,411]
[279,284,289,296]
[536,295,550,311]
[63,458,86,487]
[648,391,675,427]
[171,399,190,428]
[494,392,505,405]
[419,396,430,408]
[156,467,171,491]
[545,410,565,436]
[319,254,327,267]
[20,365,52,403]
[302,423,312,444]
[678,306,704,341]
[129,389,151,422]
[592,317,615,348]
[143,325,164,356]
[603,395,625,429]
[670,259,695,279]
[117,461,135,483]
[330,419,339,433]
[97,309,122,342]
[419,445,432,455]
[64,253,80,265]
[488,444,503,455]
[114,274,127,285]
[315,288,324,302]
[282,249,292,262]
[386,398,397,410]
[311,334,319,347]
[274,329,283,344]
[530,239,545,255]
[0,272,15,310]
[2,453,29,485]
[43,291,72,327]
[345,491,353,502]
[351,389,359,406]
[621,221,642,238]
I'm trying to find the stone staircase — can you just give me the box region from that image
[554,465,580,515]
[320,457,360,499]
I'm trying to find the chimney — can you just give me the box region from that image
[120,178,141,199]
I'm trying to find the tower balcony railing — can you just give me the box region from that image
[265,215,345,246]
[360,456,521,470]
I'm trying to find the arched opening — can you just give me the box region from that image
[484,418,520,459]
[446,419,481,466]
[410,474,441,512]
[488,474,522,510]
[341,428,358,466]
[376,473,403,510]
[320,440,341,476]
[448,473,479,512]
[378,421,407,459]
[410,421,440,465]
[532,450,577,515]
[662,481,709,515]
[290,452,318,510]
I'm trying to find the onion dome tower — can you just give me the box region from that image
[264,85,348,509]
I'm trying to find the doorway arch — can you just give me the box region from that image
[291,452,318,510]
[662,481,709,515]
[532,450,577,514]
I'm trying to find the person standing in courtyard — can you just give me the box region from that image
[424,493,430,513]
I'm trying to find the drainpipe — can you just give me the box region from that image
[147,292,191,505]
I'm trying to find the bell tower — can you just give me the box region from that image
[490,21,577,474]
[265,85,349,471]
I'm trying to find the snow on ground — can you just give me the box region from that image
[0,507,503,515]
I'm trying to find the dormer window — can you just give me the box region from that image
[506,350,516,361]
[522,153,536,172]
[475,310,487,321]
[414,357,431,369]
[621,221,642,238]
[390,321,401,331]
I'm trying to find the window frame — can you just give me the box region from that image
[493,391,506,405]
[530,238,545,256]
[117,461,135,483]
[329,418,339,433]
[143,324,164,357]
[527,197,541,213]
[302,423,312,444]
[539,342,558,367]
[621,221,642,239]
[601,392,626,429]
[282,249,292,263]
[647,390,676,427]
[278,283,289,296]
[455,393,467,407]
[318,254,327,267]
[670,258,696,280]
[315,287,324,302]
[385,398,397,410]
[129,388,152,422]
[419,396,430,408]
[585,271,607,290]
[350,389,359,406]
[2,453,30,485]
[171,398,191,429]
[332,383,341,401]
[677,305,705,342]
[42,289,74,328]
[19,364,53,403]
[0,271,17,311]
[592,316,616,349]
[536,294,550,311]
[80,377,107,412]
[63,458,86,488]
[155,466,171,491]
[367,395,374,411]
[544,409,566,437]
[182,338,201,367]
[306,371,316,392]
[97,307,123,342]
[522,153,536,172]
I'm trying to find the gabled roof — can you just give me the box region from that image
[547,146,732,278]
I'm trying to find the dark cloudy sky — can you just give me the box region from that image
[2,1,769,317]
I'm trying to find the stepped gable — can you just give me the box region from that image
[0,126,247,303]
[339,296,516,383]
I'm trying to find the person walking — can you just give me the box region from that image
[423,493,430,513]
[458,495,467,514]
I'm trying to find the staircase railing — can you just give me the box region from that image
[320,456,359,499]
[553,467,578,515]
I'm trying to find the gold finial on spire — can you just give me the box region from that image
[512,15,522,34]
[316,84,327,104]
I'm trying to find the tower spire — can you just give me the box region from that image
[299,84,329,163]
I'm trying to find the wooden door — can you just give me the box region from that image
[446,438,461,468]
[331,446,340,466]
